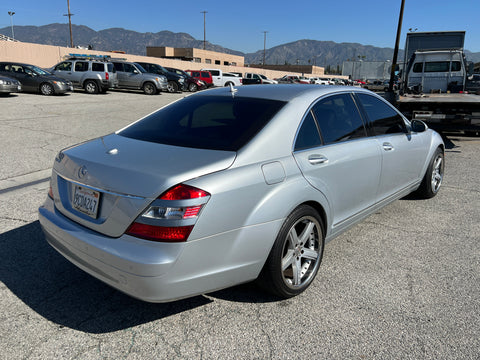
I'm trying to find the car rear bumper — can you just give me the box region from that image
[38,196,277,302]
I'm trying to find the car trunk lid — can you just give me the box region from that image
[51,133,236,237]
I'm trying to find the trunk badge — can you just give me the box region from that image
[78,165,88,179]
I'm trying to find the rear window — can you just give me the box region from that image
[118,95,286,151]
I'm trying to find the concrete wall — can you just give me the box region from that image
[0,40,336,80]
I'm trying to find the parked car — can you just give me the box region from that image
[0,62,73,95]
[0,74,21,95]
[200,68,242,87]
[275,75,301,84]
[243,73,278,85]
[164,68,207,92]
[50,56,117,94]
[39,85,444,303]
[135,62,185,93]
[111,61,168,95]
[298,76,312,84]
[185,70,213,88]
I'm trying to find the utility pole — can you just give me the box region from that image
[63,0,74,48]
[8,11,15,40]
[262,31,268,65]
[388,0,405,95]
[201,11,207,50]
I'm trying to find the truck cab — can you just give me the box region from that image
[405,50,467,93]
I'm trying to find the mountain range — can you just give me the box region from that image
[2,23,480,67]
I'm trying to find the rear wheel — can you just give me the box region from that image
[259,205,324,298]
[143,82,156,95]
[415,147,444,199]
[84,80,99,94]
[40,83,54,96]
[167,81,178,93]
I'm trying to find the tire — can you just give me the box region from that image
[143,82,156,95]
[259,205,324,298]
[40,83,54,96]
[224,82,234,87]
[415,147,444,199]
[188,83,198,92]
[84,80,99,94]
[167,81,178,93]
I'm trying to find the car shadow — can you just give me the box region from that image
[0,221,212,334]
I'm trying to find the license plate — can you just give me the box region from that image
[72,185,100,218]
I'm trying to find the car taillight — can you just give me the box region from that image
[105,72,109,80]
[48,185,54,199]
[126,184,210,242]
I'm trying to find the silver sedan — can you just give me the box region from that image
[39,85,445,302]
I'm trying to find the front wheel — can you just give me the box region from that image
[167,81,178,93]
[259,205,324,298]
[40,83,54,96]
[188,83,198,92]
[143,82,156,95]
[415,147,444,199]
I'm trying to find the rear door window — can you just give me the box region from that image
[311,93,367,144]
[74,62,88,72]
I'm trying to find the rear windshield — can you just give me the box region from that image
[118,95,286,151]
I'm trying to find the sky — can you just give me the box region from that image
[1,0,480,54]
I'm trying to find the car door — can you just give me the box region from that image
[293,92,382,232]
[355,93,428,202]
[208,70,222,86]
[123,63,141,88]
[113,62,128,87]
[52,61,76,85]
[9,64,36,92]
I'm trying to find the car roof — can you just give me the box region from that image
[191,84,376,103]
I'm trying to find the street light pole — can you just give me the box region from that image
[201,11,207,50]
[7,11,15,40]
[262,31,268,65]
[63,0,74,48]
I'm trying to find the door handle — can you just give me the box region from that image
[383,142,394,151]
[308,154,328,165]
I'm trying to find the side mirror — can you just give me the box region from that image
[468,62,474,76]
[411,119,427,133]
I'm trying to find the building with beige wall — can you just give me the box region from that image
[147,47,244,67]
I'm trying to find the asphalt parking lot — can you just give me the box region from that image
[1,90,479,359]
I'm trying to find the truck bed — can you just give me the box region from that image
[396,93,480,132]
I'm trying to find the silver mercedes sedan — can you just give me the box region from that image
[39,85,444,302]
